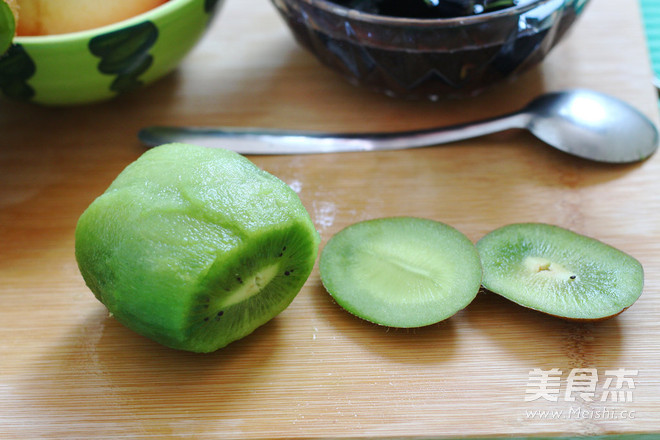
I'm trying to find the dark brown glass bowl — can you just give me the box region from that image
[271,0,590,99]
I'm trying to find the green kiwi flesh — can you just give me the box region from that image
[476,223,644,320]
[75,143,320,353]
[0,1,15,55]
[319,217,482,328]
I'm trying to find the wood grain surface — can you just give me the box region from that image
[1,0,660,438]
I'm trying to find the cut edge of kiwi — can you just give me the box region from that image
[181,223,320,353]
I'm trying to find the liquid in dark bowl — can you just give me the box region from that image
[271,0,589,99]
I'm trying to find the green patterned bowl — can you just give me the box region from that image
[0,0,223,106]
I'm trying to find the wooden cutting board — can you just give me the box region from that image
[1,0,659,438]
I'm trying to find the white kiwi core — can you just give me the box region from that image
[219,263,281,308]
[524,256,575,280]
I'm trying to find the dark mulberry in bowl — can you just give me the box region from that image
[271,0,590,99]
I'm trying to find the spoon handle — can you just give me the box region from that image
[139,112,529,155]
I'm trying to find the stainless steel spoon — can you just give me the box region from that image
[139,89,658,163]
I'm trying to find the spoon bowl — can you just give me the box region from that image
[139,89,659,163]
[523,90,659,163]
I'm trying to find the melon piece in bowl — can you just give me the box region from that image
[15,0,169,36]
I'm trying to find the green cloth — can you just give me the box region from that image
[641,0,660,86]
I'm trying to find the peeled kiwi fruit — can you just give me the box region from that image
[75,143,320,353]
[476,223,644,321]
[319,217,483,327]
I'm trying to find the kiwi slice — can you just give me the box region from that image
[75,143,320,353]
[319,217,482,327]
[476,223,644,321]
